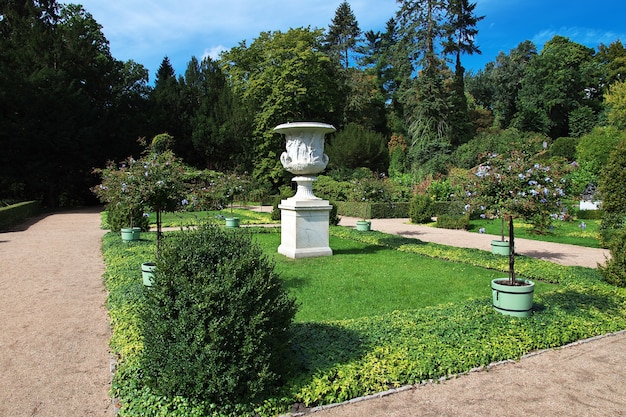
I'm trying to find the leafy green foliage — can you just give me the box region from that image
[598,138,626,246]
[436,213,470,229]
[576,126,626,178]
[141,224,297,405]
[550,137,579,161]
[326,123,389,173]
[221,27,343,186]
[513,36,602,138]
[598,229,626,287]
[605,79,626,130]
[409,193,433,223]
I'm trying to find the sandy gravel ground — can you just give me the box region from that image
[312,331,626,417]
[339,216,610,268]
[0,208,623,417]
[0,208,112,417]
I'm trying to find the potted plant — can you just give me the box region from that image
[94,134,190,285]
[356,202,371,231]
[219,173,250,228]
[490,216,510,255]
[466,139,569,317]
[350,172,389,232]
[92,157,146,241]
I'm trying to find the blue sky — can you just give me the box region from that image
[77,0,626,82]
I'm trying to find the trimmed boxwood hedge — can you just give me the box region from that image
[0,200,40,230]
[335,201,410,219]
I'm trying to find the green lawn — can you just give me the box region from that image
[253,232,554,322]
[466,217,601,248]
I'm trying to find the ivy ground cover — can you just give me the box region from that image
[102,227,626,416]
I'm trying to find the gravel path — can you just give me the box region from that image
[0,208,622,417]
[338,216,610,268]
[0,208,112,417]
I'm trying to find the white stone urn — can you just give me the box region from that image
[274,122,336,200]
[274,122,336,258]
[275,122,335,175]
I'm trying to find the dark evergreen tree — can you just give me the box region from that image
[325,1,361,69]
[0,1,150,206]
[150,56,186,158]
[443,0,483,146]
[182,56,251,170]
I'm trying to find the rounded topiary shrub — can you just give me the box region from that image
[106,204,149,232]
[598,229,626,287]
[141,223,298,405]
[409,193,433,224]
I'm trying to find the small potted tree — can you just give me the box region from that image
[92,157,147,241]
[466,140,568,317]
[94,134,189,286]
[219,173,251,228]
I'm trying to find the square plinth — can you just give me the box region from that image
[278,199,332,258]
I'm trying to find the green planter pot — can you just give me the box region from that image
[491,239,511,256]
[142,262,156,287]
[356,220,371,232]
[121,227,141,242]
[225,217,240,228]
[491,278,535,317]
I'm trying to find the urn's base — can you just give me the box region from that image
[278,199,332,259]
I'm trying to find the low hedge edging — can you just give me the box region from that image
[0,200,40,231]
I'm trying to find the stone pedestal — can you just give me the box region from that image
[278,198,332,259]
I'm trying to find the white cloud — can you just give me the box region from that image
[532,26,626,50]
[203,46,228,61]
[79,0,398,79]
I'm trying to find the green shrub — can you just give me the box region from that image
[550,136,579,161]
[575,209,603,220]
[436,213,470,230]
[409,194,433,224]
[598,229,626,287]
[598,138,626,247]
[0,200,40,230]
[141,223,297,405]
[325,123,389,173]
[328,200,340,226]
[106,204,149,232]
[431,200,466,216]
[576,126,626,177]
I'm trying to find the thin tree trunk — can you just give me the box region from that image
[509,215,515,284]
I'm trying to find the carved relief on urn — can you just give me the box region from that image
[274,122,336,175]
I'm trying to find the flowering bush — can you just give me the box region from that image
[467,148,568,235]
[92,137,189,250]
[92,156,147,231]
[465,141,569,283]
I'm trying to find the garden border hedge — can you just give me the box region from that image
[0,201,40,231]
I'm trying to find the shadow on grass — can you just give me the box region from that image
[377,234,426,249]
[289,322,369,377]
[536,288,623,314]
[332,244,389,255]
